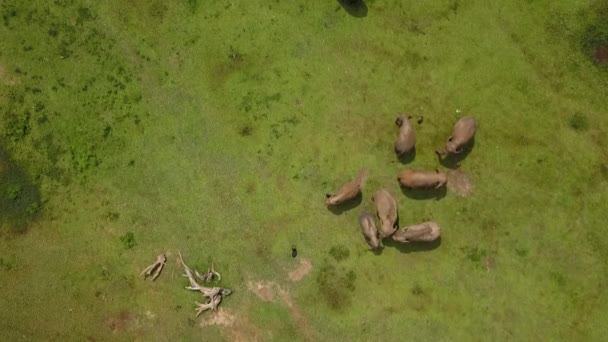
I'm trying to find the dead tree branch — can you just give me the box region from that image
[140,254,167,280]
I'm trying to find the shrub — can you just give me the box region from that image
[120,232,136,249]
[329,245,350,262]
[569,112,589,131]
[316,260,357,310]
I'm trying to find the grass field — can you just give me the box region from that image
[1,0,608,340]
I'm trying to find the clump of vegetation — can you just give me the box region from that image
[120,232,136,249]
[5,183,23,200]
[329,245,350,262]
[316,260,356,310]
[105,211,120,221]
[580,1,608,65]
[569,112,589,131]
[239,124,253,136]
[460,246,486,263]
[0,256,16,271]
[411,283,424,296]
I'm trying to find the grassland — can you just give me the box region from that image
[1,0,607,341]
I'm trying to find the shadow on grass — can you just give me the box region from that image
[367,246,384,256]
[383,237,442,253]
[0,144,42,235]
[327,192,363,215]
[399,185,447,200]
[338,0,368,18]
[437,137,476,169]
[397,147,416,165]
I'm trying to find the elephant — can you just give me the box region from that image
[394,114,415,156]
[397,169,447,189]
[372,189,398,238]
[358,211,381,250]
[326,168,368,206]
[392,221,441,243]
[436,116,477,157]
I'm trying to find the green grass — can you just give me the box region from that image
[1,0,608,340]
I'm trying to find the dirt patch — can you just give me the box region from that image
[288,258,312,282]
[276,286,314,341]
[485,255,496,272]
[595,45,608,64]
[246,279,314,341]
[447,169,474,197]
[201,308,265,341]
[247,281,276,302]
[0,63,18,86]
[104,311,138,333]
[200,308,237,327]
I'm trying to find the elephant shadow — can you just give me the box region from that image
[397,146,416,165]
[383,237,442,253]
[437,137,476,169]
[337,0,368,18]
[327,192,363,215]
[400,185,447,200]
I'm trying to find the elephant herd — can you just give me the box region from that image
[325,115,477,250]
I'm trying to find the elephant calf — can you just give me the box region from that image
[372,189,398,238]
[326,168,368,206]
[392,222,441,243]
[398,169,447,189]
[436,116,477,157]
[394,114,415,156]
[359,211,381,250]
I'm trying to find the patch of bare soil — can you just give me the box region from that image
[247,281,277,302]
[104,311,138,333]
[201,308,265,342]
[201,308,237,327]
[245,279,314,341]
[288,258,312,282]
[0,63,18,86]
[485,255,496,272]
[447,169,474,197]
[276,287,314,341]
[595,45,608,64]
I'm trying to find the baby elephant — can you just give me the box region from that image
[436,116,477,157]
[359,211,381,250]
[372,189,398,238]
[326,168,368,206]
[394,114,415,156]
[398,169,447,189]
[392,221,441,243]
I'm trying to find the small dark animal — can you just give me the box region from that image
[436,116,477,157]
[417,116,423,124]
[325,168,368,206]
[291,245,298,258]
[394,114,415,156]
[397,169,447,189]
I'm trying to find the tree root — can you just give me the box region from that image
[140,254,167,280]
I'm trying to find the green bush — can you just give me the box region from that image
[329,245,350,262]
[120,232,136,249]
[569,112,589,131]
[316,260,356,310]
